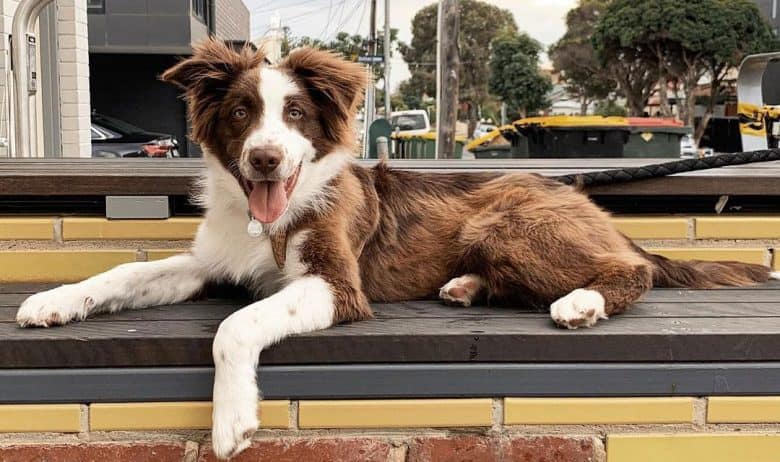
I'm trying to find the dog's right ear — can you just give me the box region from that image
[161,39,265,144]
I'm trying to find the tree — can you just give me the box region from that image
[549,0,615,115]
[592,3,659,117]
[594,0,778,134]
[489,32,552,118]
[400,0,518,134]
[699,0,778,139]
[283,28,399,81]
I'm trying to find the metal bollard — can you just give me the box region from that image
[376,136,389,160]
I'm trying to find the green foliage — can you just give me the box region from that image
[282,28,399,81]
[592,1,659,116]
[594,99,628,117]
[549,0,615,113]
[488,32,552,116]
[593,0,778,126]
[399,0,518,130]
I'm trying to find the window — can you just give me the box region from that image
[87,0,104,14]
[192,0,211,25]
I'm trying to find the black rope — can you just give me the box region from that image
[553,149,780,187]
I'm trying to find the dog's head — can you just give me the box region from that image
[162,39,366,224]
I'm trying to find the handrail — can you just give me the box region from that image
[11,0,55,158]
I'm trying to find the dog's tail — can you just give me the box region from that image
[630,242,777,289]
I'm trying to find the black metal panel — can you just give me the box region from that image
[3,363,780,403]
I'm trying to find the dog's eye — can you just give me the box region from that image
[233,107,248,120]
[288,108,303,120]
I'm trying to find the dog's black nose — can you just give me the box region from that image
[248,147,282,176]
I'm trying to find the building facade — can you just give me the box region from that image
[87,0,249,156]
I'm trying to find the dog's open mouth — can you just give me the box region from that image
[242,163,302,224]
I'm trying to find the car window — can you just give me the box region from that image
[90,127,103,140]
[91,113,146,136]
[391,114,427,130]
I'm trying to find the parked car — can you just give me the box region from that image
[679,133,714,159]
[91,112,179,158]
[472,122,497,139]
[389,110,431,136]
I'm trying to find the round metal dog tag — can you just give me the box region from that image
[247,218,264,237]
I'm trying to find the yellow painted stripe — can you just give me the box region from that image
[607,433,780,462]
[611,217,689,239]
[695,216,780,239]
[63,217,201,240]
[644,247,767,265]
[146,249,186,261]
[89,401,289,430]
[708,397,780,423]
[298,399,492,428]
[0,250,136,283]
[0,218,54,240]
[504,398,694,425]
[0,404,81,432]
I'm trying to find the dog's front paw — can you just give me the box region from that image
[16,285,96,327]
[211,377,259,460]
[550,288,607,329]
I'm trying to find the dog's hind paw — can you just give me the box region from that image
[439,274,483,307]
[550,288,607,329]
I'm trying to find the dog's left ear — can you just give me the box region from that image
[282,48,367,143]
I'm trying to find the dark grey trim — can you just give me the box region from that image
[3,363,780,403]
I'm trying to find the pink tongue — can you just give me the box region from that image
[248,181,288,223]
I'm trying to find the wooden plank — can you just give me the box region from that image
[4,301,780,322]
[2,159,780,196]
[4,315,780,367]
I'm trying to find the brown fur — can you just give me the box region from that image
[166,40,774,326]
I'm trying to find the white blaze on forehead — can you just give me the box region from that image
[259,68,299,121]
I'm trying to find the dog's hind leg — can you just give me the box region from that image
[550,259,653,329]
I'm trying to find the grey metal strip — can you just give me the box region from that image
[3,363,780,403]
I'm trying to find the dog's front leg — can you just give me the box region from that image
[210,275,338,459]
[16,254,207,327]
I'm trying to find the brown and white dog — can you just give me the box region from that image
[16,40,779,459]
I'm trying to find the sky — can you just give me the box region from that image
[242,0,577,91]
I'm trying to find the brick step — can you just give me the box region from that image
[0,246,776,282]
[3,216,780,241]
[4,397,780,461]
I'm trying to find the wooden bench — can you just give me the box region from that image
[2,282,780,402]
[2,158,780,461]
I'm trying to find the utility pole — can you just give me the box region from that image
[435,0,459,159]
[366,0,377,125]
[383,0,391,117]
[361,0,378,158]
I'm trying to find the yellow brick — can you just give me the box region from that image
[89,401,289,430]
[708,397,780,423]
[644,247,767,265]
[145,249,186,261]
[0,404,81,432]
[611,217,689,239]
[607,433,780,462]
[63,217,201,240]
[0,250,136,283]
[504,398,694,425]
[695,216,780,239]
[298,399,492,428]
[0,218,54,240]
